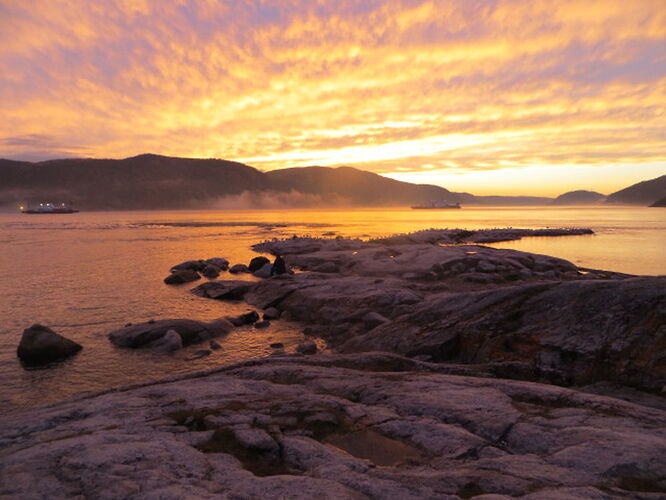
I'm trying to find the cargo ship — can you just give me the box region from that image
[411,201,461,209]
[21,202,79,214]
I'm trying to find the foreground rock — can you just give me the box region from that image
[247,235,664,392]
[108,318,233,350]
[16,324,82,366]
[1,353,664,499]
[164,269,201,284]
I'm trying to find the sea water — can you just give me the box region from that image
[1,206,664,414]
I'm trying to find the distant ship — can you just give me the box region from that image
[411,201,461,209]
[21,202,79,214]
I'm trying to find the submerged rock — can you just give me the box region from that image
[1,353,664,499]
[16,324,82,366]
[164,269,201,284]
[108,318,233,350]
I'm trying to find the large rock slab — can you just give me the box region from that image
[339,277,666,391]
[1,353,664,499]
[16,324,82,366]
[245,236,663,391]
[108,318,233,349]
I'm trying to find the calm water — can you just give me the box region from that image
[1,206,664,414]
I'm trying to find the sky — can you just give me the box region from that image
[0,0,664,196]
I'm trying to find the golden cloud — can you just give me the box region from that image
[0,0,664,193]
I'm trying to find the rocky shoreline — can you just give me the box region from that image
[3,228,665,499]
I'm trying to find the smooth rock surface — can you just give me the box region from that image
[1,353,664,499]
[16,324,82,366]
[108,318,233,349]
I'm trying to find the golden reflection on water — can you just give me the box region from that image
[0,206,663,414]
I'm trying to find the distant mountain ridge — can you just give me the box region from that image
[606,174,666,205]
[14,153,663,210]
[551,190,606,205]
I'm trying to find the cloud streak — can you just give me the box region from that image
[0,0,664,194]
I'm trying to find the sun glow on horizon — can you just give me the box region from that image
[1,0,665,195]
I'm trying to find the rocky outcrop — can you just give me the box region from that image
[16,324,82,366]
[1,353,664,499]
[108,318,233,350]
[245,236,663,392]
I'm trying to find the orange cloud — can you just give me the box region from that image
[0,0,664,194]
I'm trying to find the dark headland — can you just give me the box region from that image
[2,227,665,499]
[7,153,664,210]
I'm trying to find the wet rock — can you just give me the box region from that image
[249,256,271,272]
[205,257,229,271]
[312,262,339,273]
[254,320,271,329]
[108,318,233,349]
[201,265,221,279]
[149,329,183,352]
[296,340,317,355]
[170,259,207,272]
[225,311,260,326]
[229,263,250,274]
[253,263,273,278]
[191,280,255,300]
[164,269,201,284]
[16,324,82,366]
[263,307,281,320]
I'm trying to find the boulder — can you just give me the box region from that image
[270,342,284,349]
[254,320,270,329]
[229,264,250,274]
[108,318,233,349]
[253,263,273,278]
[16,324,82,366]
[191,280,255,300]
[164,269,201,284]
[271,255,288,275]
[249,256,270,272]
[201,265,221,279]
[170,260,207,272]
[205,257,229,270]
[296,340,317,355]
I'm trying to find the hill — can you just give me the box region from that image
[0,154,268,210]
[551,190,606,205]
[265,166,458,205]
[606,174,666,205]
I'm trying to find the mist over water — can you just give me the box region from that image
[0,206,664,415]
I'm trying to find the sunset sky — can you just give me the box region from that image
[1,0,664,195]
